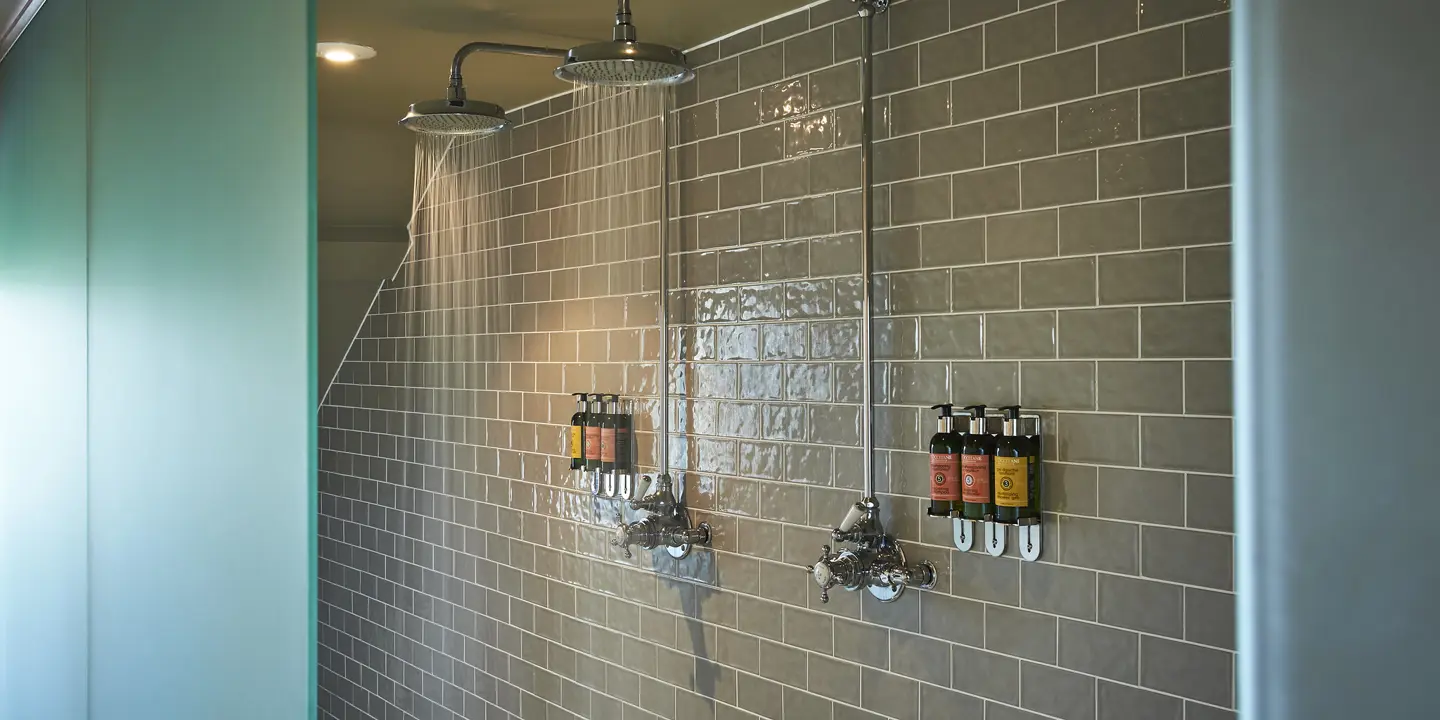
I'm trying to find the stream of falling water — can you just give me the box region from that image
[566,85,669,474]
[391,87,668,525]
[402,134,502,433]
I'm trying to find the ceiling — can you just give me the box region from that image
[318,0,812,243]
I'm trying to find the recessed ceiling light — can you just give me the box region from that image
[318,42,376,63]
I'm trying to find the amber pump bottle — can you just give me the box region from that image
[583,394,603,473]
[613,396,633,474]
[960,404,996,521]
[927,404,963,517]
[569,393,588,471]
[994,406,1034,523]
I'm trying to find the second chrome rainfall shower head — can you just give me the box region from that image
[400,0,694,137]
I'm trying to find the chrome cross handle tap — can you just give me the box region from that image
[809,500,938,603]
[609,473,711,559]
[809,545,862,603]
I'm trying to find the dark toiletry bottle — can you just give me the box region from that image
[960,404,996,521]
[570,393,588,471]
[927,404,963,517]
[584,394,603,473]
[993,406,1032,524]
[1024,412,1042,522]
[613,396,633,474]
[600,395,618,474]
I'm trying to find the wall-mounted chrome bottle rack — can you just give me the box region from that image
[947,411,1043,562]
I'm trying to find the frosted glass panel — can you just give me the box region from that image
[0,0,90,717]
[84,0,315,717]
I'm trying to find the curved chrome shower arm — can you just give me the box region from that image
[448,42,569,99]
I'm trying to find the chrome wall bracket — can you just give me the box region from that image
[949,411,1045,562]
[586,468,637,500]
[611,473,711,559]
[809,499,936,603]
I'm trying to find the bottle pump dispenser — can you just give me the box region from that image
[569,393,588,475]
[927,404,962,517]
[959,404,995,522]
[584,393,603,492]
[994,406,1033,524]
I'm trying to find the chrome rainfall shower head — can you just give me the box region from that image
[399,97,510,136]
[555,41,693,86]
[554,0,693,87]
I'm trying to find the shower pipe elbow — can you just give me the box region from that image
[448,41,570,91]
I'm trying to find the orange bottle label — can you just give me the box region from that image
[929,453,961,501]
[995,456,1028,507]
[584,426,602,460]
[961,454,992,504]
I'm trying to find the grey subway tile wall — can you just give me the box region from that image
[319,1,1234,719]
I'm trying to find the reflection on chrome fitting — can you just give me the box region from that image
[809,498,937,603]
[610,473,710,560]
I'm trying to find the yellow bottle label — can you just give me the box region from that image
[994,456,1029,508]
[570,426,583,459]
